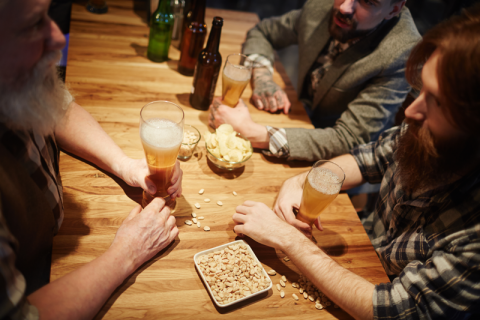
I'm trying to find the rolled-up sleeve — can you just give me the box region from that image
[350,125,403,185]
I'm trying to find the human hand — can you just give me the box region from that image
[233,201,300,249]
[209,97,253,132]
[251,68,291,114]
[111,198,179,271]
[273,172,323,238]
[119,158,183,200]
[209,98,269,149]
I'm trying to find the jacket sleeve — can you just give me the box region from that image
[284,46,413,161]
[242,9,302,66]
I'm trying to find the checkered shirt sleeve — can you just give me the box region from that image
[262,126,290,158]
[350,123,480,319]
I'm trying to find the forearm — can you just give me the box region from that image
[280,231,374,320]
[329,154,365,190]
[245,123,269,149]
[55,102,130,177]
[28,246,133,319]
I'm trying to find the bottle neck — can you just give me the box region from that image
[205,24,222,53]
[191,0,206,23]
[157,0,171,12]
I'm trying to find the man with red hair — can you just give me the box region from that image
[233,5,480,319]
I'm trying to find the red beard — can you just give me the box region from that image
[395,120,471,194]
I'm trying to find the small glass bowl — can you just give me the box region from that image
[206,133,253,170]
[178,125,201,161]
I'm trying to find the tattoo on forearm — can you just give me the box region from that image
[253,68,283,97]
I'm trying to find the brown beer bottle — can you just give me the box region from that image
[177,0,206,76]
[190,17,223,110]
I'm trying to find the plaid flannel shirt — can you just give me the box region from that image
[351,123,480,319]
[0,124,64,319]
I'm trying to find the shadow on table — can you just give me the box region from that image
[314,227,348,256]
[196,152,254,180]
[175,93,192,109]
[94,239,180,320]
[260,152,314,168]
[130,43,147,58]
[52,190,91,263]
[167,59,180,72]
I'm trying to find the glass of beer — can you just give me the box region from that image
[297,160,345,228]
[140,101,184,208]
[222,53,252,107]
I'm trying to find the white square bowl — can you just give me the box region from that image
[194,240,273,308]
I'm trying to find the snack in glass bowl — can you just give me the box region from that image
[178,125,201,160]
[204,124,253,170]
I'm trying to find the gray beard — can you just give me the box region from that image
[0,50,73,136]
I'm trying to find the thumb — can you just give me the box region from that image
[143,176,157,195]
[126,204,142,221]
[314,217,324,231]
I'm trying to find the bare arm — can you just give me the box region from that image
[274,154,365,234]
[55,102,182,198]
[28,198,179,319]
[55,102,130,179]
[233,201,373,320]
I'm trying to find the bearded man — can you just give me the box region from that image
[209,0,421,162]
[0,0,182,318]
[232,5,480,319]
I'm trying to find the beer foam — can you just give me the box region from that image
[224,65,251,82]
[141,118,183,149]
[308,167,342,195]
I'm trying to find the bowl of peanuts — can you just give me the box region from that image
[194,240,272,307]
[178,124,201,161]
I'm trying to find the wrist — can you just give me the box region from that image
[103,244,136,282]
[245,123,269,149]
[276,224,307,252]
[112,155,132,180]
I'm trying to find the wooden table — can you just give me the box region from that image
[52,1,390,319]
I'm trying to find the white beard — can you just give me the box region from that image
[0,50,73,136]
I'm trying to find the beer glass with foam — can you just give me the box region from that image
[222,53,252,107]
[297,160,345,228]
[140,101,184,208]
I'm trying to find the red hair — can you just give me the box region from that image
[405,4,480,136]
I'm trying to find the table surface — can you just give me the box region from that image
[52,1,390,319]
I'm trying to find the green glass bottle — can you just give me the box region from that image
[147,0,175,62]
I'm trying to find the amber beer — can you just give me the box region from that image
[297,161,345,227]
[140,101,184,208]
[222,54,252,107]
